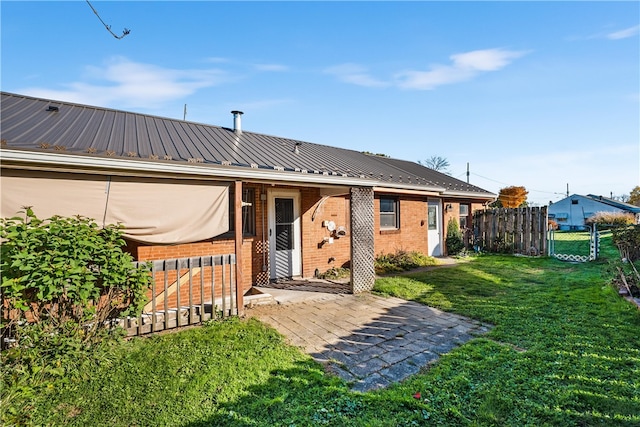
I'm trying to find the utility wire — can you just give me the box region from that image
[468,172,565,196]
[85,0,130,39]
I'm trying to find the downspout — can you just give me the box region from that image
[101,176,112,228]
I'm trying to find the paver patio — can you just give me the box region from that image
[246,287,491,392]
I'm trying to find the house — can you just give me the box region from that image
[1,91,495,310]
[548,194,640,230]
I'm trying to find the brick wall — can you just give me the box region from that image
[124,182,486,302]
[300,189,351,277]
[374,194,429,256]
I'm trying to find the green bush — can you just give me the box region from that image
[1,208,151,337]
[1,209,151,424]
[375,250,437,274]
[445,218,465,255]
[612,224,640,262]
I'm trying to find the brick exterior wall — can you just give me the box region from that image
[374,194,429,256]
[124,182,486,306]
[301,188,351,277]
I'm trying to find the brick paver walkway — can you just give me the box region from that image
[247,291,491,392]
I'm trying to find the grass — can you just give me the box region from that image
[551,230,593,256]
[8,235,640,426]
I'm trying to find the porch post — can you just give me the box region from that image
[350,187,375,293]
[234,180,244,315]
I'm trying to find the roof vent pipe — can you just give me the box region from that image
[231,110,243,134]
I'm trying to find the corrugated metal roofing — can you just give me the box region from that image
[1,92,494,198]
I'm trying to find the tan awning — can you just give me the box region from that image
[1,169,229,244]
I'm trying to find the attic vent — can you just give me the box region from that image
[46,105,59,112]
[571,199,579,205]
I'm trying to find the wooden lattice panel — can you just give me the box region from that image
[350,187,375,293]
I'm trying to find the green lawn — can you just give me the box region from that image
[6,240,640,426]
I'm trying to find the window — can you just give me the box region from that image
[380,197,399,229]
[459,204,470,229]
[228,187,256,236]
[571,199,579,205]
[427,205,437,230]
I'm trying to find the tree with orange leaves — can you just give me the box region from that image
[497,186,528,208]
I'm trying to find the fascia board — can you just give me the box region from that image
[0,149,375,187]
[441,189,497,199]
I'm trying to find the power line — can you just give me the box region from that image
[468,172,565,196]
[85,0,130,40]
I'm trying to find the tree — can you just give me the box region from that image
[497,186,528,208]
[419,156,450,174]
[629,186,640,207]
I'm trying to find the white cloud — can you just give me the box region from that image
[323,63,389,88]
[606,25,640,40]
[395,48,528,90]
[451,49,526,71]
[325,49,527,91]
[19,57,230,109]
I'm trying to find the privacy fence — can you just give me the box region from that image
[472,207,548,255]
[124,254,237,336]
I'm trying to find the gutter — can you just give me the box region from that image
[441,189,497,199]
[0,149,376,188]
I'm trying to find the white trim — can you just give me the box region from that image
[441,189,496,199]
[268,189,302,279]
[0,149,374,187]
[1,149,497,199]
[427,199,443,257]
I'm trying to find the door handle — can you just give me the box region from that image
[269,228,272,237]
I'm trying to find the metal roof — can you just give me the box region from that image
[586,194,640,213]
[1,92,494,198]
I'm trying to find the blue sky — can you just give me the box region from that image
[2,1,638,205]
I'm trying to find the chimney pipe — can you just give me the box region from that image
[231,110,243,134]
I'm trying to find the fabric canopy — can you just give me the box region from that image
[1,169,229,244]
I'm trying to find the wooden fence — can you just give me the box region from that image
[472,207,548,255]
[123,254,236,336]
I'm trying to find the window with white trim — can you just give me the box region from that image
[380,197,399,229]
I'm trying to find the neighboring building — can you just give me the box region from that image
[548,194,640,230]
[0,92,495,302]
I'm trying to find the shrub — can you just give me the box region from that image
[612,224,640,262]
[1,209,151,425]
[1,208,151,341]
[316,267,350,280]
[375,250,437,274]
[445,218,465,255]
[585,211,636,227]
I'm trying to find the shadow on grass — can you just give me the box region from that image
[369,255,640,425]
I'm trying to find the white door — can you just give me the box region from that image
[268,190,302,279]
[427,200,442,256]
